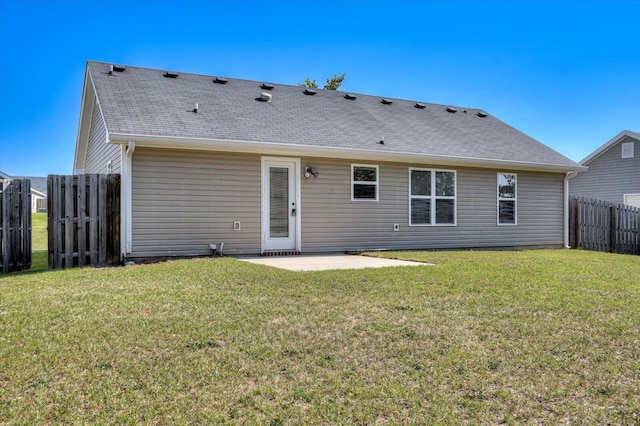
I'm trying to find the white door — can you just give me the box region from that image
[262,157,300,252]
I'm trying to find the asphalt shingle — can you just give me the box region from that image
[87,61,580,170]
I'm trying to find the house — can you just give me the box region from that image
[74,61,584,259]
[569,130,640,207]
[0,171,47,213]
[0,171,10,190]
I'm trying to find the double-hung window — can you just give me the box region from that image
[409,168,456,225]
[352,165,379,201]
[497,173,517,225]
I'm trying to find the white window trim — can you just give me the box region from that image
[409,168,457,226]
[621,142,634,159]
[623,193,640,208]
[351,164,379,202]
[497,172,517,226]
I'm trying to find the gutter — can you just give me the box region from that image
[564,170,579,248]
[122,141,136,256]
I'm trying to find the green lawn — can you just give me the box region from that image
[31,212,48,271]
[1,249,638,424]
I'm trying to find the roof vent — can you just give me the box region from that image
[476,111,488,118]
[164,71,178,79]
[381,98,393,105]
[414,102,426,109]
[214,77,228,84]
[259,92,272,102]
[108,64,125,74]
[446,107,457,113]
[303,89,316,96]
[344,93,357,100]
[261,83,274,90]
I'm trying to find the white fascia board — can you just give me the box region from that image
[73,68,96,173]
[108,133,586,173]
[30,188,46,197]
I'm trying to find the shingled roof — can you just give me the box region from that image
[77,61,582,172]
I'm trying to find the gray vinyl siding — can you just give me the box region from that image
[131,148,261,257]
[300,158,564,252]
[84,99,121,174]
[131,148,565,257]
[570,137,640,204]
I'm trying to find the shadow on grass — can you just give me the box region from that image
[0,251,48,277]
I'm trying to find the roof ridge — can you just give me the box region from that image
[86,60,482,111]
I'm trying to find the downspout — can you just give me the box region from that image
[564,171,578,248]
[123,141,136,255]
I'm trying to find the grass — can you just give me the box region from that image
[1,249,639,424]
[31,212,48,271]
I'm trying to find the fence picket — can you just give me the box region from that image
[77,176,87,267]
[48,174,120,269]
[0,179,32,273]
[569,195,640,255]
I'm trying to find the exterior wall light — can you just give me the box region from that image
[304,166,319,178]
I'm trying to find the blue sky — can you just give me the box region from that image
[1,0,639,176]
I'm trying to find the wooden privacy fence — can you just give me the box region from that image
[569,196,640,255]
[48,174,121,269]
[0,179,32,273]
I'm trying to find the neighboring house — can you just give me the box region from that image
[0,171,47,213]
[0,171,10,190]
[569,130,640,207]
[74,61,584,259]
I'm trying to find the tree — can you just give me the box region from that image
[323,73,346,90]
[301,78,319,89]
[299,73,346,90]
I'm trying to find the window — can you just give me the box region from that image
[352,165,379,201]
[624,194,640,208]
[621,142,634,159]
[497,173,517,225]
[409,168,456,225]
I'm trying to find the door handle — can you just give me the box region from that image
[291,208,296,216]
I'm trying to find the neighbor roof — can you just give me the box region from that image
[0,172,47,194]
[579,130,640,165]
[77,61,582,172]
[13,176,47,194]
